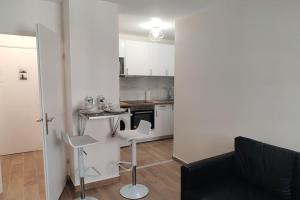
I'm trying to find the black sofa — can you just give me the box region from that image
[181,137,300,200]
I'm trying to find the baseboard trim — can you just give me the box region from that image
[72,176,120,192]
[172,155,188,165]
[120,135,173,148]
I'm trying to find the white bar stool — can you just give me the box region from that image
[63,133,101,200]
[118,120,152,199]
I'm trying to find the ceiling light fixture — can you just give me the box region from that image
[140,18,172,42]
[149,27,164,42]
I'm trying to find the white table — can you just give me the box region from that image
[78,110,131,137]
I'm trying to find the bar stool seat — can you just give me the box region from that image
[68,135,99,148]
[118,130,152,142]
[63,133,100,200]
[118,120,152,199]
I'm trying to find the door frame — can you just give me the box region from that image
[0,32,51,199]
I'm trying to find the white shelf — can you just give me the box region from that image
[78,111,132,137]
[80,112,131,120]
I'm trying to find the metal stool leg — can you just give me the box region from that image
[120,140,149,199]
[75,147,98,200]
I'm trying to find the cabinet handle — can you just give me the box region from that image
[126,68,129,75]
[135,111,153,114]
[156,110,158,117]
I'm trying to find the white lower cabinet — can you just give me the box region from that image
[154,104,174,136]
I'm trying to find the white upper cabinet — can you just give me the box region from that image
[119,39,126,57]
[158,43,174,76]
[125,40,150,76]
[121,39,174,76]
[165,45,175,76]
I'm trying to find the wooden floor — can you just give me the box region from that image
[0,139,181,200]
[120,139,174,167]
[0,151,45,200]
[60,139,181,200]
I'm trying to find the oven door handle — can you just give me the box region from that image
[133,111,153,114]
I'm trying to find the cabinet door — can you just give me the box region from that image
[125,40,150,76]
[155,104,172,136]
[160,44,174,76]
[170,104,174,134]
[119,39,125,57]
[148,43,165,76]
[165,45,175,76]
[148,43,175,76]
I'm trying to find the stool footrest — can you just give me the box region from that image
[119,161,131,165]
[119,161,132,170]
[84,167,101,178]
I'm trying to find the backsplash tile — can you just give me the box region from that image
[120,76,174,101]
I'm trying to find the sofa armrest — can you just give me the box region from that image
[181,152,234,200]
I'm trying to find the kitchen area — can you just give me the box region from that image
[61,0,177,192]
[118,35,175,146]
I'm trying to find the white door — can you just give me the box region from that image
[36,24,66,200]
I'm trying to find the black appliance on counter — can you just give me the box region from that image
[130,105,155,130]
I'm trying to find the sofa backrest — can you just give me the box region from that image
[293,154,300,200]
[234,137,297,200]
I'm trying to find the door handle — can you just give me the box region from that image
[135,111,153,114]
[36,118,43,122]
[45,113,55,135]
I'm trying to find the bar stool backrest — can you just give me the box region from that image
[136,120,151,135]
[61,132,74,148]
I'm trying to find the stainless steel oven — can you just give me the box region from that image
[130,105,155,130]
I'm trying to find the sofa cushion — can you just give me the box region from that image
[189,176,281,200]
[293,154,300,200]
[234,137,296,200]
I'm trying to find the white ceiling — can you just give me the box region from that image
[47,0,210,40]
[105,0,210,40]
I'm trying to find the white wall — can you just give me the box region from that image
[174,0,300,163]
[0,0,61,36]
[0,44,42,155]
[0,161,2,194]
[120,77,174,101]
[63,0,119,185]
[0,0,64,154]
